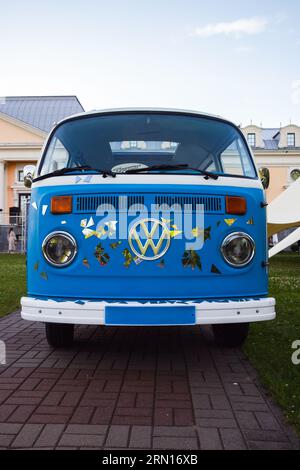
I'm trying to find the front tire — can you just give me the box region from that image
[45,323,74,347]
[212,323,249,347]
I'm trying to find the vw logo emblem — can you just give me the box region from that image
[128,218,171,261]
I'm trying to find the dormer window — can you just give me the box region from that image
[247,133,256,147]
[287,133,295,147]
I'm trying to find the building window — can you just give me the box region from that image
[247,133,256,147]
[18,170,24,182]
[287,133,295,147]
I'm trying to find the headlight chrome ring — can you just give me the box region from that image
[221,232,255,267]
[42,231,77,267]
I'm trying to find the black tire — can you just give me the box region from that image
[212,323,249,347]
[45,323,74,347]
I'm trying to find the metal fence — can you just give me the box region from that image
[0,201,30,253]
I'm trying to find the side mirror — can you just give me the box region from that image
[259,167,270,190]
[23,165,36,188]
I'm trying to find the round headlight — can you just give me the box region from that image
[42,232,77,267]
[221,232,255,267]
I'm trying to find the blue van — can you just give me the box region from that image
[21,109,275,347]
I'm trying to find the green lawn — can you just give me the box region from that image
[0,254,26,318]
[0,252,299,434]
[244,253,300,435]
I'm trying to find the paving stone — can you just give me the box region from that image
[198,428,223,450]
[129,426,152,448]
[105,425,130,447]
[59,433,105,447]
[153,426,196,437]
[154,408,173,426]
[248,440,293,450]
[220,428,247,450]
[243,429,289,442]
[69,406,95,424]
[153,436,199,450]
[7,405,36,423]
[196,417,237,428]
[0,423,22,434]
[192,394,211,409]
[254,411,281,430]
[11,424,43,448]
[35,424,65,447]
[65,424,107,434]
[235,411,260,429]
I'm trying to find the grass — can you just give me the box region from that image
[0,252,299,434]
[0,254,26,318]
[244,253,300,435]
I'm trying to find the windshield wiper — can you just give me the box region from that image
[33,165,116,182]
[124,163,218,179]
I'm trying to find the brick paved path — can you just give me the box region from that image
[0,312,299,450]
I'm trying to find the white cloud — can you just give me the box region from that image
[191,17,268,38]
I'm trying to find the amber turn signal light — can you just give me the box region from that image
[226,196,247,215]
[51,196,72,214]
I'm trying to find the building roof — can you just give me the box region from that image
[261,128,280,141]
[263,139,279,150]
[0,96,84,133]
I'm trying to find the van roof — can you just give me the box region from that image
[54,107,237,129]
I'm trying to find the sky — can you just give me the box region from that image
[0,0,300,127]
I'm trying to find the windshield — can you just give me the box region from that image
[39,113,257,178]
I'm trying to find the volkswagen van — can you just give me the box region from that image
[21,109,275,347]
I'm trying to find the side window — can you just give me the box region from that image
[41,138,69,175]
[220,138,255,177]
[220,140,244,176]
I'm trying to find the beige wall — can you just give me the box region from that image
[0,114,45,214]
[242,124,300,203]
[278,125,300,148]
[266,167,288,202]
[0,117,44,144]
[242,125,263,147]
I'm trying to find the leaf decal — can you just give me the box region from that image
[34,261,39,271]
[211,264,221,274]
[224,218,236,226]
[122,248,133,268]
[94,243,110,266]
[157,259,165,268]
[191,226,211,241]
[182,250,202,270]
[40,271,48,280]
[83,257,90,268]
[169,229,182,238]
[110,241,122,249]
[246,217,254,225]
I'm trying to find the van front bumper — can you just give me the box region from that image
[21,296,276,325]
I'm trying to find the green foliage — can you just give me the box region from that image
[0,254,26,317]
[244,253,300,435]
